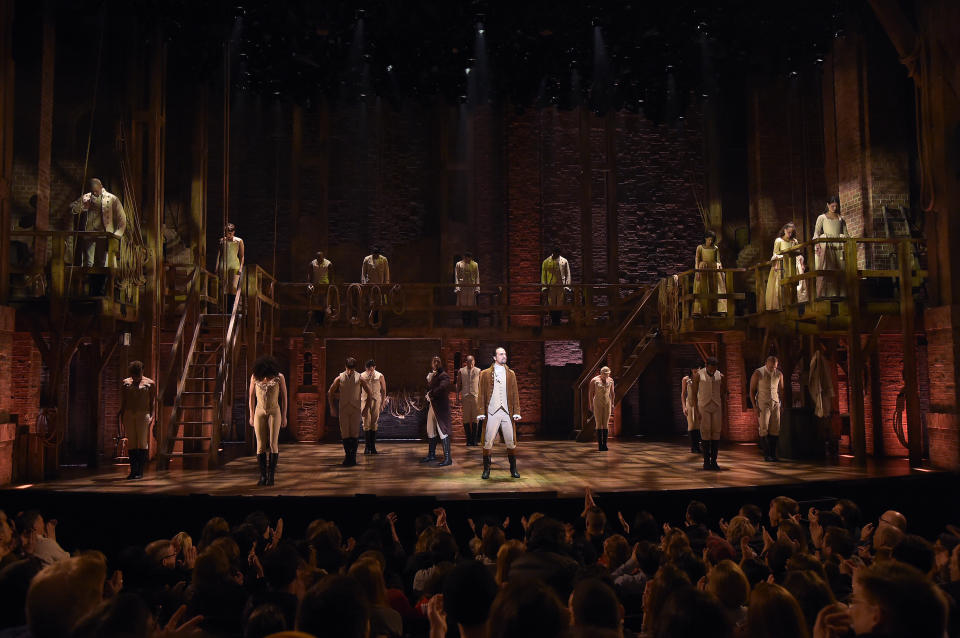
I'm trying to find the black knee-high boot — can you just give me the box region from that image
[597,430,604,451]
[508,452,520,478]
[126,451,138,480]
[420,437,438,463]
[363,431,372,455]
[342,439,356,466]
[760,436,772,461]
[267,453,278,485]
[482,453,491,479]
[369,430,378,454]
[464,424,472,447]
[257,453,268,485]
[710,441,720,470]
[472,423,481,446]
[703,440,712,470]
[767,435,779,461]
[689,430,701,453]
[438,436,452,466]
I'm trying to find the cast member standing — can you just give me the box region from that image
[304,250,332,333]
[70,177,127,268]
[477,347,522,479]
[588,366,615,451]
[455,252,480,327]
[361,246,390,284]
[361,359,387,455]
[541,248,571,326]
[692,356,725,471]
[681,366,701,453]
[693,230,721,316]
[813,195,848,299]
[421,357,453,467]
[327,358,372,467]
[216,223,245,307]
[750,356,784,462]
[457,355,481,446]
[247,356,288,485]
[765,223,800,311]
[118,361,156,480]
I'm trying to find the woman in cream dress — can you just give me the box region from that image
[693,230,725,315]
[765,222,800,311]
[813,196,848,299]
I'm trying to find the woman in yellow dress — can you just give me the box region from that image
[813,196,848,299]
[693,230,721,316]
[765,222,799,311]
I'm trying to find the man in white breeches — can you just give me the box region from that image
[750,355,784,462]
[477,347,522,480]
[692,356,725,471]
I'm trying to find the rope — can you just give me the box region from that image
[347,283,364,325]
[892,387,925,450]
[367,285,383,328]
[325,284,341,322]
[389,284,406,315]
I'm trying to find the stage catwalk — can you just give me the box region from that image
[17,440,927,500]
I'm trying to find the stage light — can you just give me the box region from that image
[386,64,393,72]
[465,67,471,75]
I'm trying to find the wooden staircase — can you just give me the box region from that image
[574,284,662,442]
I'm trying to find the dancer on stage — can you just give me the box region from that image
[693,230,721,316]
[455,252,480,327]
[457,355,481,446]
[361,359,386,455]
[118,360,155,480]
[361,246,390,284]
[421,356,453,467]
[216,223,245,306]
[478,347,522,479]
[541,248,571,325]
[813,195,848,299]
[691,356,725,471]
[248,356,288,485]
[327,358,372,467]
[681,365,701,453]
[588,366,615,451]
[750,355,784,462]
[304,250,332,332]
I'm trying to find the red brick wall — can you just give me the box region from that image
[722,334,755,441]
[924,306,960,469]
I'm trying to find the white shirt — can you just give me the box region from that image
[697,369,723,411]
[361,370,383,403]
[361,254,390,284]
[338,371,363,408]
[755,367,781,404]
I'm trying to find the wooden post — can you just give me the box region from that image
[190,86,208,268]
[605,111,618,298]
[579,108,593,305]
[35,0,54,239]
[0,0,14,303]
[869,339,884,458]
[844,239,867,465]
[898,240,922,466]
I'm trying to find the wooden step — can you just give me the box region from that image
[171,436,212,441]
[178,420,215,425]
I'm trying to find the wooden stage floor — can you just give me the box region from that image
[19,439,930,501]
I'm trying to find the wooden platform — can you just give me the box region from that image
[19,440,930,501]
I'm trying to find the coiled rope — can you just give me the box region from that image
[368,285,383,328]
[347,283,364,325]
[325,284,341,322]
[389,284,405,315]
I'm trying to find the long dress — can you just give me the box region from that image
[813,214,848,298]
[765,237,799,311]
[692,244,722,315]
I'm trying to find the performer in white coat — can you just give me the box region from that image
[541,248,571,325]
[455,252,480,327]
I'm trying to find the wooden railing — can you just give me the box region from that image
[212,267,246,462]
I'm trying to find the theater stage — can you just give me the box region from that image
[15,439,929,501]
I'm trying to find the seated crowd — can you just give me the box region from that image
[0,489,958,638]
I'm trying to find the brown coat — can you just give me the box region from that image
[478,364,520,420]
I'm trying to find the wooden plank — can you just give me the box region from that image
[898,240,922,466]
[844,238,867,465]
[579,107,593,303]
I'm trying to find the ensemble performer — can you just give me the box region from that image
[681,366,701,453]
[750,355,784,462]
[70,177,127,268]
[118,360,156,480]
[588,366,615,451]
[361,359,386,455]
[457,355,481,446]
[248,356,288,485]
[361,246,390,284]
[421,357,453,467]
[455,252,480,327]
[304,250,332,333]
[327,358,372,467]
[691,356,725,471]
[813,195,848,299]
[478,347,522,480]
[216,223,245,307]
[692,230,721,316]
[765,222,800,311]
[541,248,571,326]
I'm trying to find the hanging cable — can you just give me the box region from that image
[368,285,383,328]
[325,284,341,322]
[347,283,364,325]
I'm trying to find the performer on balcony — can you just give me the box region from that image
[588,366,615,451]
[765,222,800,311]
[541,248,571,326]
[813,195,848,299]
[750,355,784,462]
[118,360,155,480]
[361,246,390,284]
[478,347,522,479]
[304,250,332,333]
[421,356,453,466]
[248,356,288,485]
[70,177,127,268]
[457,355,481,446]
[681,366,702,453]
[216,223,245,306]
[361,359,386,455]
[692,356,725,471]
[328,357,372,468]
[692,230,721,316]
[455,252,480,327]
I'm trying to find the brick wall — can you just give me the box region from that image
[722,334,755,441]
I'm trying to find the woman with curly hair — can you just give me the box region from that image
[248,356,288,486]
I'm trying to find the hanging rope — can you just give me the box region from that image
[388,284,406,315]
[347,283,364,325]
[900,37,936,212]
[367,285,383,328]
[325,284,341,322]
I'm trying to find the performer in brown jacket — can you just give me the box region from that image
[477,347,522,479]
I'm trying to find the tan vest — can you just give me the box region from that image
[459,366,480,397]
[361,370,383,402]
[755,367,781,404]
[488,364,510,414]
[697,369,723,410]
[338,370,363,408]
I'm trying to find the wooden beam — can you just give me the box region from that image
[605,111,618,295]
[898,240,922,465]
[35,0,54,236]
[579,108,593,299]
[869,336,884,458]
[844,239,867,465]
[0,0,13,303]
